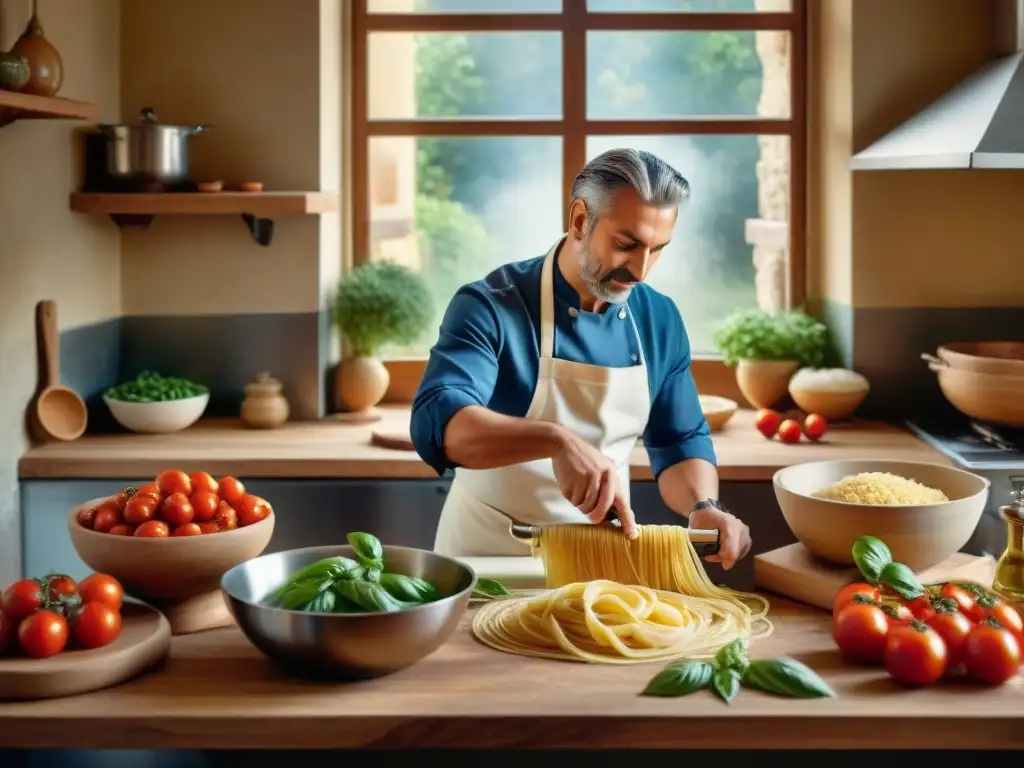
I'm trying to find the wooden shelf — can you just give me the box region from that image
[69,191,339,246]
[0,91,100,127]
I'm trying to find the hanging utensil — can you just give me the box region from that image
[29,300,87,442]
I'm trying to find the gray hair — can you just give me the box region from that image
[570,149,690,226]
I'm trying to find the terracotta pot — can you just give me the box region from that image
[735,359,799,409]
[10,5,63,98]
[336,356,390,416]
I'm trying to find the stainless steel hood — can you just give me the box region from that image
[851,0,1024,170]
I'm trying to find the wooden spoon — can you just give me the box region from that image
[30,300,87,442]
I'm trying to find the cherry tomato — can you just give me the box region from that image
[218,476,246,505]
[18,610,68,658]
[161,492,194,526]
[755,409,781,439]
[77,505,98,529]
[197,522,220,535]
[78,574,123,610]
[0,609,13,655]
[213,502,238,532]
[777,419,802,443]
[189,472,219,496]
[114,487,138,511]
[977,597,1024,639]
[832,582,880,619]
[0,579,45,622]
[833,603,890,664]
[93,504,122,534]
[172,523,203,537]
[189,491,220,522]
[964,619,1021,685]
[123,494,157,526]
[880,601,913,626]
[884,620,948,686]
[941,583,980,621]
[803,413,828,441]
[234,494,272,527]
[135,520,170,538]
[907,596,937,622]
[927,610,973,667]
[71,602,121,649]
[46,574,77,599]
[136,482,160,498]
[108,524,136,536]
[156,469,192,498]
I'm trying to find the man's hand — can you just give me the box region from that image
[689,506,751,570]
[551,429,639,539]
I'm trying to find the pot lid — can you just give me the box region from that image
[98,107,211,131]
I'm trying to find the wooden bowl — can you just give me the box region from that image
[937,341,1024,377]
[773,460,989,571]
[68,499,275,635]
[788,385,869,420]
[924,355,1024,428]
[698,395,737,431]
[196,181,223,193]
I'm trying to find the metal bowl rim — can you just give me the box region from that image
[221,543,478,619]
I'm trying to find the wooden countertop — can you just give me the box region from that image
[0,597,1018,750]
[19,407,949,481]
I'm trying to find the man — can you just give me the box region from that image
[410,148,752,570]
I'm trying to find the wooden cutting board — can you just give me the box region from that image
[753,542,998,612]
[459,556,546,589]
[370,429,415,451]
[0,601,171,700]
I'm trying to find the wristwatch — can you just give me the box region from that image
[690,498,728,516]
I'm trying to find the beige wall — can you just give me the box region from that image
[0,0,121,584]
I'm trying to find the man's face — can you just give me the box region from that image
[571,186,677,305]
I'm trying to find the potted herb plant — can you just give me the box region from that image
[331,262,434,420]
[712,308,830,409]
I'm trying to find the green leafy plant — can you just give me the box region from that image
[712,308,831,368]
[851,535,925,600]
[641,638,835,704]
[331,262,434,358]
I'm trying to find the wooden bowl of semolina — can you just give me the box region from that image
[772,460,990,571]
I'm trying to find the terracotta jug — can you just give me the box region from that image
[240,372,290,429]
[10,0,63,97]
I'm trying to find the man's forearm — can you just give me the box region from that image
[444,405,566,470]
[657,458,720,518]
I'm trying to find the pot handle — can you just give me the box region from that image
[921,352,947,371]
[191,124,213,135]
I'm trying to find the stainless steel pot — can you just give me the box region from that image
[97,107,211,185]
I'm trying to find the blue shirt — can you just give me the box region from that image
[411,252,717,479]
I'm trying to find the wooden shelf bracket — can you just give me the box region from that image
[104,211,277,246]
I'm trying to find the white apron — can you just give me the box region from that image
[433,240,652,557]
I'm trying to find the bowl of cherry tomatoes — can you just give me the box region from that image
[68,469,275,634]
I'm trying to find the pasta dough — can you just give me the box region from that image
[471,523,771,664]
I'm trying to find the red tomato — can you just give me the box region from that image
[907,596,937,622]
[70,602,121,649]
[92,504,122,534]
[123,494,158,526]
[833,603,890,664]
[977,597,1024,639]
[156,469,192,498]
[217,476,246,505]
[755,409,781,439]
[927,610,973,667]
[77,505,98,529]
[190,491,220,522]
[0,579,45,623]
[18,610,68,658]
[135,520,170,538]
[172,523,203,537]
[114,487,138,511]
[0,609,13,655]
[108,524,136,536]
[881,601,913,626]
[161,492,194,526]
[78,574,123,610]
[777,419,802,443]
[197,522,220,535]
[234,494,272,527]
[803,413,828,441]
[189,472,219,496]
[941,583,981,621]
[46,574,77,599]
[136,482,159,498]
[832,582,880,619]
[213,502,238,532]
[964,619,1021,685]
[884,620,948,686]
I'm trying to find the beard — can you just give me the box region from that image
[577,232,635,305]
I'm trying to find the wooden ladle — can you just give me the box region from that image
[30,300,87,442]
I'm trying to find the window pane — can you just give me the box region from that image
[587,0,791,11]
[587,30,790,118]
[586,135,790,354]
[368,136,562,357]
[367,32,562,120]
[368,0,561,12]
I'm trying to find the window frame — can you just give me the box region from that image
[349,0,807,405]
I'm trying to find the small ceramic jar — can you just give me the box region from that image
[240,372,289,429]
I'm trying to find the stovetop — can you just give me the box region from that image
[906,419,1024,471]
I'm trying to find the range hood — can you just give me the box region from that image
[851,0,1024,170]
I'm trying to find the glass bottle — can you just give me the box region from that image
[993,478,1024,601]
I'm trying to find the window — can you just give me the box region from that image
[351,0,806,399]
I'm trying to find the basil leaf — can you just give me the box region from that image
[331,593,364,613]
[270,556,359,601]
[713,638,749,674]
[273,579,324,611]
[473,578,509,598]
[306,589,337,614]
[379,572,441,604]
[712,667,741,704]
[347,532,384,566]
[879,562,924,600]
[641,661,713,697]
[333,579,405,613]
[851,536,892,584]
[743,658,836,699]
[365,568,382,583]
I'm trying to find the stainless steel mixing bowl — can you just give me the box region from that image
[221,544,476,680]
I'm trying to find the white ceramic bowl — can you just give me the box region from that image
[773,459,990,571]
[104,393,209,434]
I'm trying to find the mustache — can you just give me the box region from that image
[601,267,640,285]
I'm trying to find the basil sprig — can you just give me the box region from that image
[851,535,924,599]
